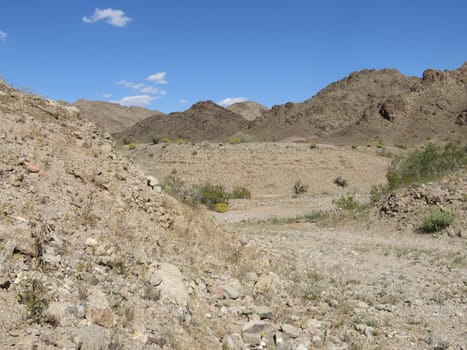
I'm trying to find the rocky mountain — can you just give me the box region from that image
[227,101,268,121]
[114,100,249,143]
[250,63,467,145]
[75,99,162,133]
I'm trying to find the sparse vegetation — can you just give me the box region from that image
[17,279,47,323]
[215,202,229,213]
[152,136,159,144]
[161,136,172,143]
[334,176,348,187]
[176,137,186,144]
[198,183,230,209]
[231,186,251,199]
[127,142,137,150]
[309,142,318,149]
[228,132,254,144]
[228,136,242,144]
[420,207,455,233]
[387,142,467,190]
[162,174,253,212]
[334,195,362,211]
[293,180,308,195]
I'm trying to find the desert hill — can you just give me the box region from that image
[114,100,249,143]
[227,101,268,121]
[251,63,467,145]
[0,82,243,349]
[1,77,466,349]
[110,62,466,145]
[74,99,162,133]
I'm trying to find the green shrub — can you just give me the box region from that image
[387,143,466,190]
[175,138,185,144]
[198,183,230,209]
[152,136,159,144]
[420,207,455,233]
[231,186,251,199]
[334,195,361,210]
[229,136,242,144]
[128,143,137,150]
[309,142,318,149]
[17,279,47,323]
[229,132,254,144]
[161,136,172,144]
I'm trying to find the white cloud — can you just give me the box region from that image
[179,99,188,104]
[0,30,7,43]
[218,97,248,107]
[112,95,158,107]
[83,8,132,27]
[140,86,166,95]
[102,93,112,98]
[116,79,165,95]
[116,80,144,90]
[147,72,167,84]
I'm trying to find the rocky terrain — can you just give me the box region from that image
[114,101,249,144]
[112,62,466,146]
[227,101,269,121]
[0,72,466,350]
[121,142,390,198]
[250,63,467,145]
[75,99,161,134]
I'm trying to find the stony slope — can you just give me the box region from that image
[75,99,162,133]
[250,63,467,144]
[114,100,249,143]
[227,101,268,121]
[0,83,245,349]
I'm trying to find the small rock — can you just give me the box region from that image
[364,327,375,337]
[130,330,149,344]
[85,238,98,247]
[242,320,275,346]
[85,288,114,328]
[74,325,107,350]
[222,333,244,350]
[376,304,394,312]
[244,272,259,282]
[255,305,274,320]
[221,284,241,300]
[312,335,322,344]
[305,318,323,331]
[296,344,308,350]
[155,263,189,306]
[146,175,159,189]
[24,162,40,173]
[209,284,225,299]
[281,323,301,338]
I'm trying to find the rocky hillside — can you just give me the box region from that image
[114,100,249,143]
[0,82,247,349]
[227,101,268,121]
[250,63,467,145]
[74,99,162,134]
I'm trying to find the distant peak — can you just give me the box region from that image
[190,100,221,110]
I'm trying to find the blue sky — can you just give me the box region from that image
[0,1,466,113]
